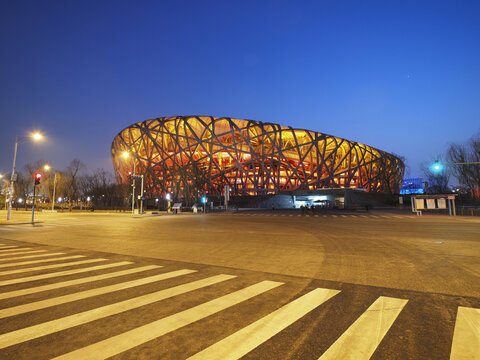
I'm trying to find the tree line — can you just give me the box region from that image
[1,159,129,210]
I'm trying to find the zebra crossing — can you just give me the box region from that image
[214,212,415,219]
[0,244,478,359]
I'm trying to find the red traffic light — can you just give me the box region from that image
[34,172,42,185]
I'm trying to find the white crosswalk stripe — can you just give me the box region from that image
[0,261,133,286]
[450,306,480,360]
[0,246,18,250]
[0,252,65,262]
[0,249,48,258]
[0,269,196,319]
[188,288,340,360]
[0,255,85,269]
[0,274,236,349]
[0,258,106,276]
[52,280,282,360]
[0,247,33,253]
[0,248,474,359]
[319,296,408,359]
[0,264,161,300]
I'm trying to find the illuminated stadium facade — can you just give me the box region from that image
[111,116,404,199]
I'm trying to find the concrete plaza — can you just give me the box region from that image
[0,209,478,359]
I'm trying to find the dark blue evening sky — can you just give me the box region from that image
[1,0,479,179]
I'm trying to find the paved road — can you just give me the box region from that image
[0,210,479,359]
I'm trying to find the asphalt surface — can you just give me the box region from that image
[0,209,478,359]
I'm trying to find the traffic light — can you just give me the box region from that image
[34,172,42,185]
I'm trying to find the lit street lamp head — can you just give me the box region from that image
[122,151,129,159]
[44,164,51,171]
[32,132,43,141]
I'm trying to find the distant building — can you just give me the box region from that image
[400,178,425,195]
[112,115,405,198]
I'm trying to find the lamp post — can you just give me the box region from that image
[433,160,480,171]
[7,132,43,220]
[123,151,136,215]
[43,165,57,211]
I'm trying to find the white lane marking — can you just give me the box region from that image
[0,247,32,253]
[52,280,283,360]
[0,246,18,250]
[0,255,85,269]
[0,252,65,262]
[0,261,133,287]
[188,287,340,360]
[0,258,107,276]
[0,274,236,350]
[331,215,337,218]
[0,250,48,258]
[450,306,480,360]
[0,265,161,300]
[0,269,196,318]
[340,215,347,218]
[319,296,408,359]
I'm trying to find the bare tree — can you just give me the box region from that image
[13,172,31,210]
[79,169,128,208]
[1,178,10,210]
[63,159,86,211]
[447,132,480,200]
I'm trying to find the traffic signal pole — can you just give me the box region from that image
[32,172,42,224]
[131,161,136,215]
[140,175,144,214]
[31,182,36,224]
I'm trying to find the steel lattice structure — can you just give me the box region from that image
[111,115,404,197]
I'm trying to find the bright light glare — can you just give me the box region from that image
[0,174,3,179]
[32,132,43,141]
[86,196,91,201]
[58,197,62,202]
[434,165,440,170]
[166,193,171,200]
[18,198,23,203]
[44,165,50,171]
[122,151,129,159]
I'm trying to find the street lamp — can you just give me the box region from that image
[122,151,140,215]
[7,132,44,220]
[43,164,57,211]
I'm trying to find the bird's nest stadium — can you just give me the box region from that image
[111,115,404,199]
